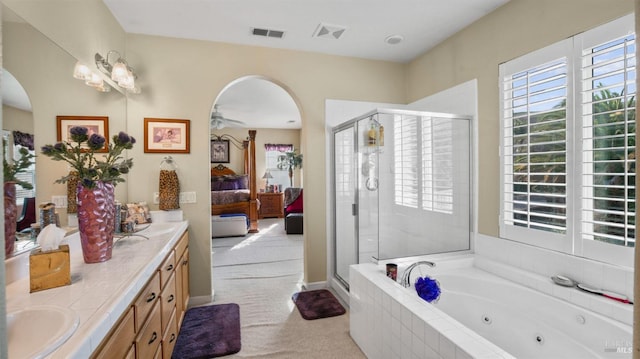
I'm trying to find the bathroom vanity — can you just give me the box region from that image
[5,221,190,358]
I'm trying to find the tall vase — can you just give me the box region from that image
[77,181,115,263]
[4,182,17,257]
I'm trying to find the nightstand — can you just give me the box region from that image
[258,192,284,219]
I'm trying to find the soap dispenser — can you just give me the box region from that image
[159,156,180,210]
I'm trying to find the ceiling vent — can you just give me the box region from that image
[313,23,347,40]
[251,27,285,39]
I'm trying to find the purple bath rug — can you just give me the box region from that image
[292,289,346,320]
[172,303,241,359]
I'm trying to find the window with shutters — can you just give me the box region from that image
[394,115,454,215]
[500,14,635,266]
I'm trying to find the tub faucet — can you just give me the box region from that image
[400,261,436,288]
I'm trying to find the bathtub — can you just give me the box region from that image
[349,255,632,359]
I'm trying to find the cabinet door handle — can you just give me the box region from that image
[169,333,176,343]
[166,264,174,271]
[146,292,156,303]
[182,260,188,266]
[148,332,158,345]
[168,294,175,303]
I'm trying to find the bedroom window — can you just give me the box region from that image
[265,143,293,190]
[499,14,635,266]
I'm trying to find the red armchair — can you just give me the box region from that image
[284,188,303,217]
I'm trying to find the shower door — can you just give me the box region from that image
[333,125,357,287]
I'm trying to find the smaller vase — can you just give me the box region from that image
[77,181,115,263]
[4,182,17,257]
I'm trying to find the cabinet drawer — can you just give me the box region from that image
[135,301,162,359]
[162,308,179,359]
[159,250,175,290]
[175,232,188,259]
[92,307,135,359]
[134,271,160,332]
[160,271,177,333]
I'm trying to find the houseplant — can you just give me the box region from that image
[3,144,35,256]
[277,149,303,187]
[41,127,135,263]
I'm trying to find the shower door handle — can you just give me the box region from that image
[352,203,357,216]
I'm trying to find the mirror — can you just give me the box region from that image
[2,68,36,257]
[2,5,128,258]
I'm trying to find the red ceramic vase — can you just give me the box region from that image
[77,181,115,263]
[4,182,17,257]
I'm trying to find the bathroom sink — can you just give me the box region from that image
[7,305,79,358]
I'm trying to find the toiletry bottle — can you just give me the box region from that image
[367,123,377,146]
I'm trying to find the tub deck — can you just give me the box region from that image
[349,254,632,359]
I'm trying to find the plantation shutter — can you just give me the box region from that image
[580,32,636,248]
[394,115,419,208]
[14,170,35,203]
[500,39,573,247]
[422,117,454,214]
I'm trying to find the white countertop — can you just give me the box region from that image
[5,220,189,358]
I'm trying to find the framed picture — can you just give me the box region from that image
[211,140,230,163]
[144,118,190,153]
[56,116,109,152]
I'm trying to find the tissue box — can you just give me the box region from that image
[29,244,71,293]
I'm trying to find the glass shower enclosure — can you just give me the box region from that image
[332,109,472,288]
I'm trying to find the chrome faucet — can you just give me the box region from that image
[400,261,436,287]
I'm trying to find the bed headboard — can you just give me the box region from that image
[211,164,237,177]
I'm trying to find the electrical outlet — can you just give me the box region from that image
[154,192,196,204]
[51,195,68,208]
[179,192,196,203]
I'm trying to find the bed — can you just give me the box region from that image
[211,130,259,233]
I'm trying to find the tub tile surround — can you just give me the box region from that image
[5,221,189,358]
[474,234,633,326]
[350,261,514,359]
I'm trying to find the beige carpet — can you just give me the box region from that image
[211,218,366,358]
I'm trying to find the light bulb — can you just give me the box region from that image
[111,59,129,82]
[85,73,103,87]
[73,62,92,80]
[118,71,135,90]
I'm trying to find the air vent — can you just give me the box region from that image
[313,23,347,40]
[252,27,285,39]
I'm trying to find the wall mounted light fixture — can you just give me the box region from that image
[72,50,140,94]
[73,61,111,92]
[95,51,139,93]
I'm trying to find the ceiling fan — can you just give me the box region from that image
[210,104,246,129]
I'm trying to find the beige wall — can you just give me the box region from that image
[3,106,32,133]
[406,0,634,236]
[3,0,126,85]
[125,34,405,296]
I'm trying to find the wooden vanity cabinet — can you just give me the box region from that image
[174,232,190,327]
[91,230,189,359]
[135,301,162,358]
[92,307,135,359]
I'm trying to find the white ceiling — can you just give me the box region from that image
[4,2,513,129]
[103,0,509,63]
[2,69,31,112]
